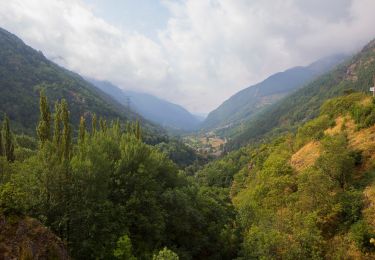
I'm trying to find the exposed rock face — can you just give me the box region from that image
[0,214,69,259]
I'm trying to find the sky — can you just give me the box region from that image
[1,0,375,114]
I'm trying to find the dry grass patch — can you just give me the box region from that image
[349,124,375,170]
[358,96,373,107]
[290,141,321,172]
[325,116,356,136]
[363,184,375,228]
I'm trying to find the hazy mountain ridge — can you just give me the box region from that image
[87,79,201,131]
[227,39,375,149]
[201,54,347,131]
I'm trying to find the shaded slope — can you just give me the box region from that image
[0,27,156,134]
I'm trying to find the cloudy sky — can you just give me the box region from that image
[1,0,375,113]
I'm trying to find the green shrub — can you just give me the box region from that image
[153,247,179,260]
[15,135,38,150]
[349,150,363,166]
[295,115,333,148]
[320,93,364,118]
[113,235,137,260]
[350,220,375,251]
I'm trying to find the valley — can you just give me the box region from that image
[1,3,375,259]
[183,132,226,157]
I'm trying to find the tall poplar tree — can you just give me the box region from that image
[79,116,86,144]
[37,89,51,143]
[53,101,63,155]
[61,100,71,160]
[2,114,15,162]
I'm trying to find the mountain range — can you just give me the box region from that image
[226,39,375,149]
[201,54,347,131]
[87,79,201,131]
[0,27,165,140]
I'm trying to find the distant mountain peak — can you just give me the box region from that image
[87,78,200,131]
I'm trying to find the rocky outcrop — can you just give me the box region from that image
[0,214,69,259]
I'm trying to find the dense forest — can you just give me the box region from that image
[0,91,238,259]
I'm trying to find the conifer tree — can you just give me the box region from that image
[61,100,71,160]
[37,89,52,143]
[3,114,15,162]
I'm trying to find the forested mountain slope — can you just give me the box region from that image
[88,79,200,131]
[201,54,346,131]
[198,93,375,258]
[0,27,160,136]
[228,39,375,149]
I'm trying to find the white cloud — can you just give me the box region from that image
[0,0,169,94]
[0,0,375,113]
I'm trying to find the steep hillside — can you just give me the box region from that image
[0,27,157,135]
[88,79,201,131]
[228,39,375,149]
[201,55,346,131]
[198,93,375,258]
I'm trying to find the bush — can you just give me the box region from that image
[338,189,363,226]
[153,247,179,260]
[350,104,375,129]
[295,115,333,147]
[320,93,364,118]
[350,220,375,251]
[0,182,29,213]
[349,150,363,166]
[113,235,137,260]
[15,135,38,150]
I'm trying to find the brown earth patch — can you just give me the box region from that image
[290,141,321,172]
